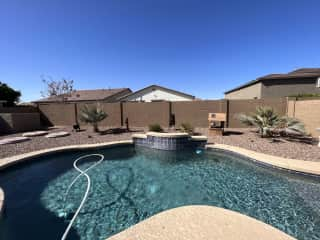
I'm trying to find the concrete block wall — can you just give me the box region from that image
[0,113,41,134]
[172,100,227,127]
[287,98,320,137]
[122,102,170,128]
[76,102,122,127]
[228,98,287,128]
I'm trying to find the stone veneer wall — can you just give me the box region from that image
[133,133,207,150]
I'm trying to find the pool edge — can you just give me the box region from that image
[206,144,320,177]
[0,187,3,217]
[107,205,296,240]
[0,140,133,171]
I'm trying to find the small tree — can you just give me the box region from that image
[80,104,107,132]
[0,82,21,106]
[41,76,74,99]
[238,106,279,137]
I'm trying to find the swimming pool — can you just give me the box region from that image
[0,145,320,240]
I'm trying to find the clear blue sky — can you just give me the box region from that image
[1,0,320,102]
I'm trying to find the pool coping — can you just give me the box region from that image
[0,187,3,217]
[107,205,296,240]
[133,132,190,138]
[206,144,320,177]
[0,140,133,171]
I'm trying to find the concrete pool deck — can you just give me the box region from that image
[207,144,320,176]
[107,205,296,240]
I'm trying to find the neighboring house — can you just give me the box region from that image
[119,85,195,102]
[225,68,320,99]
[34,88,132,103]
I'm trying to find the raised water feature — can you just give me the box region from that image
[0,145,320,240]
[132,132,207,150]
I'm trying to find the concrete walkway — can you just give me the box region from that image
[108,205,295,240]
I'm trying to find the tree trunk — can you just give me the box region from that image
[93,122,99,132]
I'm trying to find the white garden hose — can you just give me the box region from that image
[61,154,104,240]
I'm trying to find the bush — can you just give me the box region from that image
[180,122,194,134]
[148,123,163,132]
[0,82,21,106]
[80,103,108,132]
[238,106,306,138]
[289,93,320,98]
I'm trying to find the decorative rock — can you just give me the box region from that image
[0,136,30,145]
[45,131,70,138]
[22,131,49,137]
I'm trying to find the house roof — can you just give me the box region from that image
[34,88,131,103]
[119,85,195,101]
[224,68,320,94]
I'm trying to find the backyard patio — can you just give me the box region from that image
[0,127,319,161]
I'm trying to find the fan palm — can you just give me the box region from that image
[238,106,306,138]
[277,116,306,136]
[238,106,279,137]
[80,103,107,132]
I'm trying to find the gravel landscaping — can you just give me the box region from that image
[199,128,320,162]
[0,127,136,159]
[0,127,319,162]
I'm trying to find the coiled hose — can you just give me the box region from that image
[61,154,104,240]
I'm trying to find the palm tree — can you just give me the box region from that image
[276,116,306,136]
[238,106,279,137]
[80,103,107,132]
[238,106,306,138]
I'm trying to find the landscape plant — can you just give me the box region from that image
[238,106,306,138]
[179,122,194,135]
[148,123,163,132]
[80,103,107,132]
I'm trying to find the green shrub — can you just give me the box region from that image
[80,103,108,132]
[289,93,320,98]
[180,122,194,134]
[238,106,306,138]
[148,123,163,132]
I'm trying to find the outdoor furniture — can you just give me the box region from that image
[208,113,226,136]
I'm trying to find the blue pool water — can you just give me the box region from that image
[0,145,320,240]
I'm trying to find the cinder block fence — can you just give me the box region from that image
[1,98,318,137]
